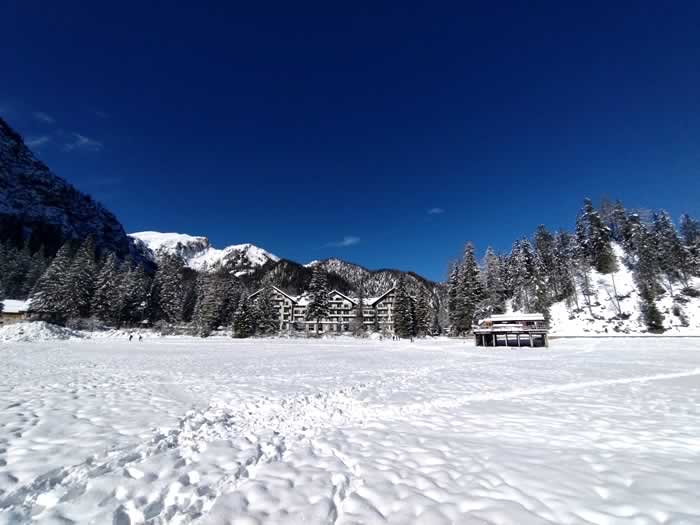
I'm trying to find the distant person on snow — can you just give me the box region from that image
[138,334,143,342]
[129,334,133,342]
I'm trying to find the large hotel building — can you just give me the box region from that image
[249,286,397,334]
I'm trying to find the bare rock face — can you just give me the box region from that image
[0,117,131,256]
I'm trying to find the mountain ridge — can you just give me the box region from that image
[129,231,280,276]
[0,116,435,294]
[130,230,443,300]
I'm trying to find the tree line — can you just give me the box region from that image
[0,237,278,337]
[2,197,698,336]
[1,235,442,338]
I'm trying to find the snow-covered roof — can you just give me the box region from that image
[247,286,400,308]
[329,290,358,304]
[2,299,30,314]
[295,294,310,306]
[484,313,545,322]
[248,285,298,303]
[367,287,396,306]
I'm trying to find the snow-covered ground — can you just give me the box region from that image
[1,336,700,524]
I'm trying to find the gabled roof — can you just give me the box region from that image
[248,285,298,304]
[368,287,396,306]
[247,286,398,308]
[328,289,358,305]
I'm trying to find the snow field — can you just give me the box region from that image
[1,336,700,524]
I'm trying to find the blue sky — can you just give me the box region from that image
[2,2,700,281]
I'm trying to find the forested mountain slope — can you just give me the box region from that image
[539,244,700,335]
[448,198,700,337]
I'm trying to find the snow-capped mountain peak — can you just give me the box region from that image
[129,231,278,273]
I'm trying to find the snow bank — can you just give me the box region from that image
[0,321,82,342]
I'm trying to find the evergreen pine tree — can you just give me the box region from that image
[456,242,483,332]
[580,198,617,274]
[639,284,665,333]
[119,263,150,326]
[610,200,629,242]
[2,242,32,299]
[181,278,199,323]
[65,236,97,319]
[30,242,74,323]
[652,211,686,294]
[679,214,700,246]
[0,244,7,301]
[352,280,367,335]
[510,239,535,312]
[481,247,506,315]
[393,276,415,337]
[305,266,330,333]
[446,262,461,334]
[252,286,279,335]
[630,221,662,298]
[553,231,577,305]
[192,273,223,337]
[93,252,122,325]
[532,253,551,323]
[573,214,596,314]
[0,243,5,296]
[218,277,241,327]
[152,253,184,325]
[371,305,380,332]
[22,248,48,298]
[232,298,254,338]
[534,225,557,297]
[679,214,700,280]
[413,289,431,336]
[430,309,442,335]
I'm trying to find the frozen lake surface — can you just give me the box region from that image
[1,335,699,524]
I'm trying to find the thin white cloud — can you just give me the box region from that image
[326,236,360,248]
[63,133,103,152]
[427,207,445,215]
[94,109,109,119]
[33,111,55,124]
[26,135,51,148]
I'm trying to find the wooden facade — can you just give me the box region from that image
[474,313,549,347]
